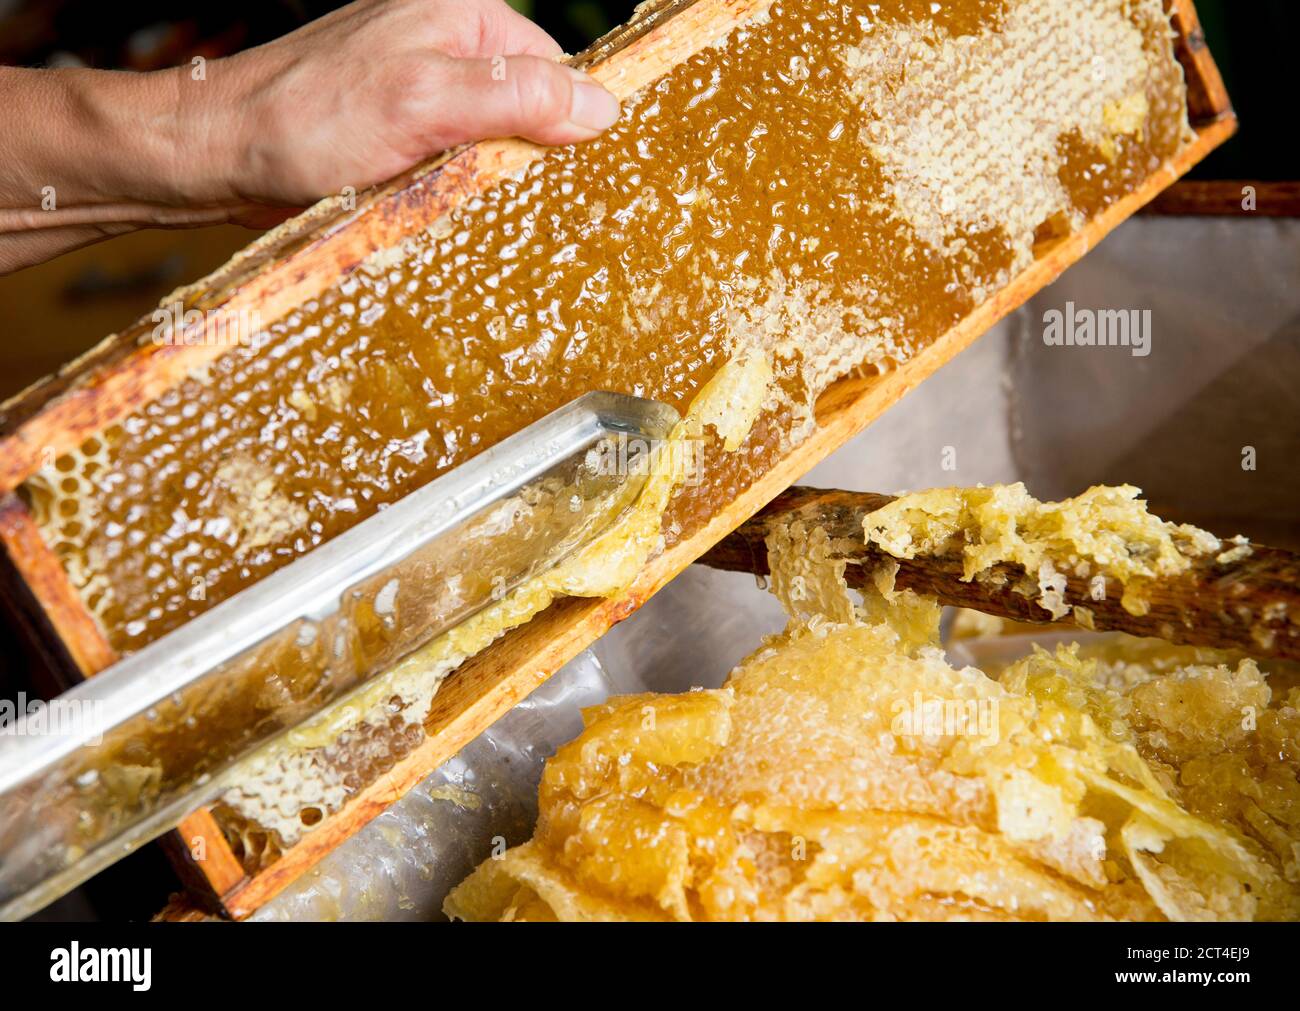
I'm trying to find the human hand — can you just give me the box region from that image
[189,0,622,212]
[0,0,620,271]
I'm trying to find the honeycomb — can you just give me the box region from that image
[215,357,762,849]
[446,489,1300,922]
[862,482,1222,618]
[20,0,1195,848]
[26,0,1192,655]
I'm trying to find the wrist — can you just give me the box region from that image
[79,64,237,209]
[0,63,256,268]
[10,65,247,217]
[153,58,260,207]
[53,67,186,207]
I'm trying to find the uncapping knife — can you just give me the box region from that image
[0,391,678,920]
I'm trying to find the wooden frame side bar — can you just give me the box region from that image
[1168,0,1234,125]
[0,495,247,911]
[0,496,116,676]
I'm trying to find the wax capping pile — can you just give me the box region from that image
[447,485,1300,921]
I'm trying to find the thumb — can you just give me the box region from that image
[439,55,621,148]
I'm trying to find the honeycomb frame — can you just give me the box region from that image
[0,0,1236,919]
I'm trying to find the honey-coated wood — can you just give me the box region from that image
[1143,181,1300,217]
[699,487,1300,661]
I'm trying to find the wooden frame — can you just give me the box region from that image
[0,0,1236,919]
[1142,181,1300,217]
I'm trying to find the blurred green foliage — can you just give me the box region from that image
[516,0,634,56]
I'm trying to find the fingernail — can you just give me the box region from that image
[568,74,620,132]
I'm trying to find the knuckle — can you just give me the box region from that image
[387,54,447,126]
[511,62,569,123]
[433,0,504,57]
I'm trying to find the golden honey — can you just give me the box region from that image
[447,487,1300,922]
[27,0,1192,658]
[862,483,1224,618]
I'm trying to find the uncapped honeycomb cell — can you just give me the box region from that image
[24,0,1193,660]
